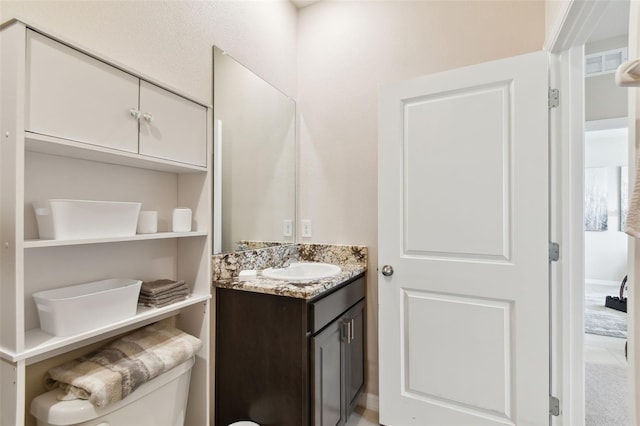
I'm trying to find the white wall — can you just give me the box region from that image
[0,0,298,101]
[297,0,545,398]
[584,127,629,284]
[585,35,629,122]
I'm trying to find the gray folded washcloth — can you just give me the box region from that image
[140,279,187,297]
[138,288,189,304]
[138,295,188,308]
[138,279,189,308]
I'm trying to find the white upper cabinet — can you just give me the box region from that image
[139,81,207,167]
[26,30,140,153]
[25,30,207,168]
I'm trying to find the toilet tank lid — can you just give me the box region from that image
[30,357,194,425]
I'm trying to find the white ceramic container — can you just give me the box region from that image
[136,210,158,234]
[172,207,192,232]
[32,278,142,336]
[33,199,142,240]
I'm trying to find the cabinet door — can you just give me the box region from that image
[26,30,139,153]
[344,300,365,416]
[312,319,345,426]
[138,81,207,167]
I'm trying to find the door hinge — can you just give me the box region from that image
[549,242,560,262]
[549,395,560,416]
[549,88,560,109]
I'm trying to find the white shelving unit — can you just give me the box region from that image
[0,20,212,426]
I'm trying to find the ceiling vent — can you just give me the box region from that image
[586,47,628,77]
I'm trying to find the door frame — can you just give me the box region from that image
[546,1,638,425]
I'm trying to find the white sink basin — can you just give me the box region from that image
[261,262,341,281]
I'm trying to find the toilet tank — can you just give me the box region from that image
[30,357,195,426]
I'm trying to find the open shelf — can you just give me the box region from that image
[0,293,211,364]
[25,132,208,174]
[24,231,209,248]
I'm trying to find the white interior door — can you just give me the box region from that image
[378,51,549,425]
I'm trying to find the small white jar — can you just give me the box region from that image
[137,210,158,234]
[172,207,192,232]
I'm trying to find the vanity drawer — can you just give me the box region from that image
[309,276,365,334]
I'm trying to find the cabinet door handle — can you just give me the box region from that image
[342,320,350,343]
[349,319,354,343]
[143,112,154,122]
[129,108,141,120]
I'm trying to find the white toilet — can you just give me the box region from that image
[30,357,194,426]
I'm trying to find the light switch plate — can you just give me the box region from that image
[282,219,292,237]
[301,220,312,238]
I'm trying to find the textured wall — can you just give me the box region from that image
[0,0,298,101]
[297,0,545,401]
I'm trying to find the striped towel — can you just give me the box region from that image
[44,322,202,407]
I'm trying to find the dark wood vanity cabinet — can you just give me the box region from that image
[215,274,366,426]
[312,299,365,426]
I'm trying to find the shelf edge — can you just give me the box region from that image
[8,294,211,364]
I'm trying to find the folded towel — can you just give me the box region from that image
[139,287,188,300]
[140,279,187,297]
[138,295,188,308]
[626,152,640,237]
[138,280,189,307]
[44,322,202,407]
[138,291,189,307]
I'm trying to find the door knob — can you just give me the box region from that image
[381,265,394,276]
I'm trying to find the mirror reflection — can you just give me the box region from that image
[213,46,296,254]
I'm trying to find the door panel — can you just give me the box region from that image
[312,320,344,426]
[404,291,512,416]
[139,81,207,167]
[26,30,139,153]
[379,51,549,425]
[404,82,511,260]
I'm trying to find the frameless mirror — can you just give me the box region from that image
[213,46,296,253]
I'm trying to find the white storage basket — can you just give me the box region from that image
[32,278,142,336]
[33,199,142,240]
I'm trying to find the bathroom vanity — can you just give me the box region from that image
[213,245,367,426]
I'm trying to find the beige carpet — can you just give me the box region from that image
[585,361,628,426]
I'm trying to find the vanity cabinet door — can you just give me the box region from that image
[138,81,207,167]
[26,30,139,153]
[344,300,365,416]
[312,319,346,426]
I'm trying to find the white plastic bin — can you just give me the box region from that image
[33,199,142,240]
[32,278,142,336]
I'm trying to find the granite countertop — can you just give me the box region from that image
[212,243,368,300]
[213,263,366,300]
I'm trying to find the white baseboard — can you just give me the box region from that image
[585,279,621,287]
[357,392,379,413]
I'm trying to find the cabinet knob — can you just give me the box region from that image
[143,112,154,123]
[381,265,394,276]
[129,108,141,120]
